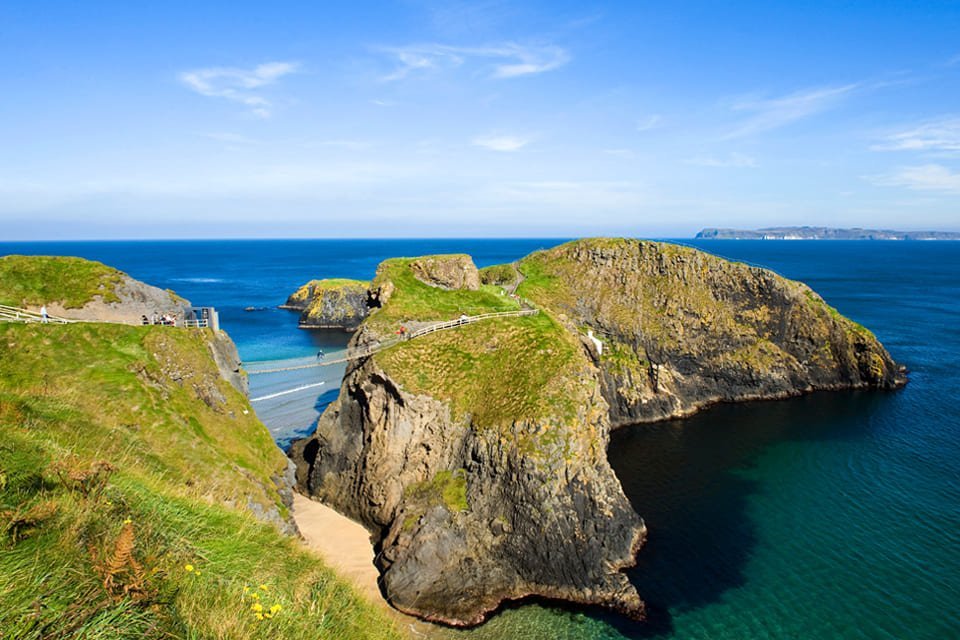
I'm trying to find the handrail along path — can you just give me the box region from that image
[245,308,539,375]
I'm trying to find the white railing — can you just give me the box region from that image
[183,319,209,329]
[0,304,74,324]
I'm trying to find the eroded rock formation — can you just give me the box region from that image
[290,239,905,626]
[281,279,370,330]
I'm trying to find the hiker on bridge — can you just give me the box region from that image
[40,305,48,323]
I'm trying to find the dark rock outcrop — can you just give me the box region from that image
[281,279,370,330]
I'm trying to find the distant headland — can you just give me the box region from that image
[696,226,960,240]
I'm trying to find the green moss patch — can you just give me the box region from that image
[404,469,468,514]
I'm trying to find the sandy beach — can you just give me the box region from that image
[293,492,436,637]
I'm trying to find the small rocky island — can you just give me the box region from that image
[288,238,905,627]
[281,278,370,329]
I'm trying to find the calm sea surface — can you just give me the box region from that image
[2,238,957,639]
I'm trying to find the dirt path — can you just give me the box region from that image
[292,493,437,638]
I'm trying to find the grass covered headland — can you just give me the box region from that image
[0,318,400,638]
[0,255,125,308]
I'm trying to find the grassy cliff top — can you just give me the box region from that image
[517,237,879,358]
[366,256,520,331]
[364,254,592,430]
[0,322,399,639]
[0,255,125,308]
[375,312,589,428]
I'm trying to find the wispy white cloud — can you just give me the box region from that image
[687,152,758,168]
[722,84,858,139]
[179,61,299,118]
[380,42,569,81]
[636,114,662,131]
[472,134,530,152]
[871,117,960,153]
[869,163,960,193]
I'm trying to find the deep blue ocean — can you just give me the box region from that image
[2,238,958,639]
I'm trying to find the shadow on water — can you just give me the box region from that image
[604,389,898,636]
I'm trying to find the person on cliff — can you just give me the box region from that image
[40,305,48,323]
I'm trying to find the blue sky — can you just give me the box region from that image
[1,0,959,239]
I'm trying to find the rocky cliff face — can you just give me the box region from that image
[290,239,906,627]
[290,334,645,625]
[409,254,481,290]
[517,239,905,426]
[281,279,369,330]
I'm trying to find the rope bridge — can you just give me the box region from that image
[245,308,540,375]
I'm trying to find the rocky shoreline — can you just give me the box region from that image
[288,239,906,627]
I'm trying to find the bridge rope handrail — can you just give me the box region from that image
[246,308,540,374]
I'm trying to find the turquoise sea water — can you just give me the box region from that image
[2,238,957,639]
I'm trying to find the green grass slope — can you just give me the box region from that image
[366,256,591,430]
[366,257,519,331]
[0,322,400,640]
[0,255,125,308]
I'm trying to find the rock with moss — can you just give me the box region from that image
[517,238,905,425]
[479,263,519,287]
[290,240,905,627]
[0,255,191,325]
[282,278,370,330]
[291,253,646,626]
[409,254,480,290]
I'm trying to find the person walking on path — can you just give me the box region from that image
[40,305,49,323]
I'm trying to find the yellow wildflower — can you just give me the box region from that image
[194,569,201,576]
[250,592,259,600]
[259,584,269,591]
[184,564,194,573]
[123,517,132,525]
[255,612,264,621]
[264,613,273,619]
[251,603,263,612]
[270,604,282,614]
[243,585,250,593]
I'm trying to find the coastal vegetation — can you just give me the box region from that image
[0,263,400,639]
[376,313,583,428]
[366,256,520,330]
[0,255,123,308]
